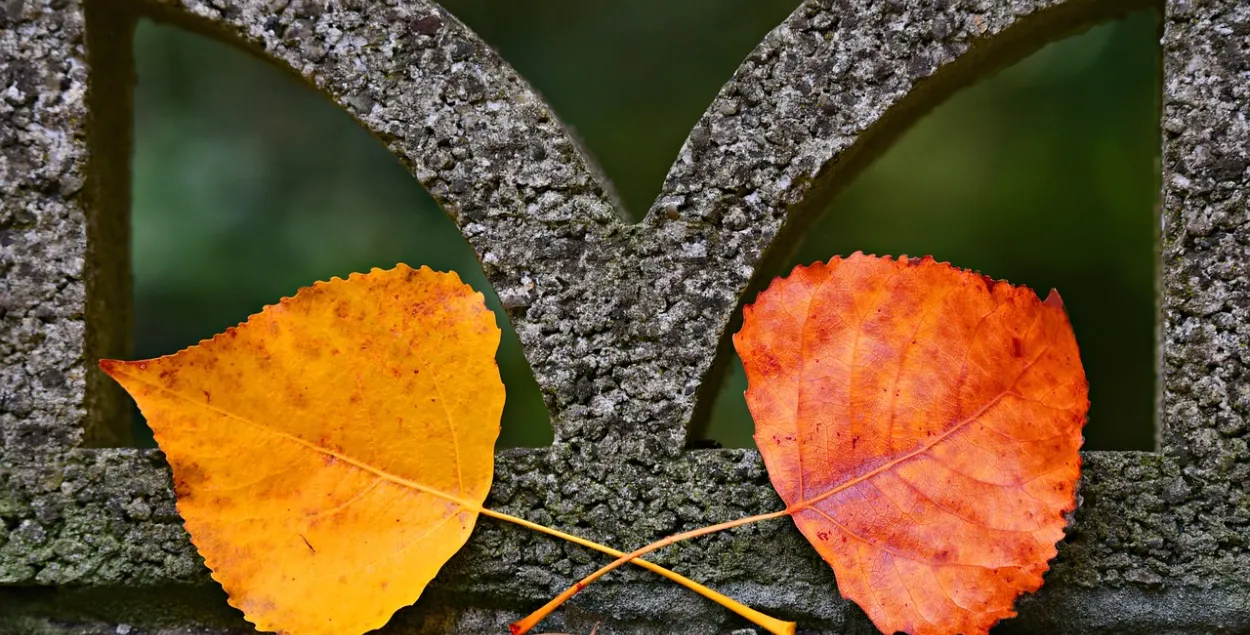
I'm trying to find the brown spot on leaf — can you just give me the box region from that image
[171,460,208,501]
[979,274,995,292]
[752,352,783,377]
[288,388,308,409]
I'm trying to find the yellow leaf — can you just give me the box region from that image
[102,265,503,635]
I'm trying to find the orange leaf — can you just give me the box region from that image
[736,253,1088,635]
[101,265,504,635]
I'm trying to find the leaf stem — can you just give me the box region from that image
[506,508,794,635]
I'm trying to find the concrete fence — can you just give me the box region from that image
[1,0,1247,632]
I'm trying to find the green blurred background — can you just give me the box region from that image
[130,3,1161,451]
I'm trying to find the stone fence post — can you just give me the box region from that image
[2,0,1247,633]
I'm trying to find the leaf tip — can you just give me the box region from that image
[1044,288,1065,310]
[99,358,147,379]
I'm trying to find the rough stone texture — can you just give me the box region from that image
[2,0,1249,633]
[1,0,92,472]
[1159,0,1250,561]
[0,0,133,455]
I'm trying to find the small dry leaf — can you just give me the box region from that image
[102,265,503,635]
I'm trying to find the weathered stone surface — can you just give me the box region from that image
[1159,0,1250,554]
[0,0,133,456]
[3,0,1249,633]
[1,0,92,470]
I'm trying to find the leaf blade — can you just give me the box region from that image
[736,253,1087,635]
[103,265,503,635]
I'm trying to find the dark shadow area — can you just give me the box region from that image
[702,11,1161,451]
[81,1,137,447]
[129,21,552,448]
